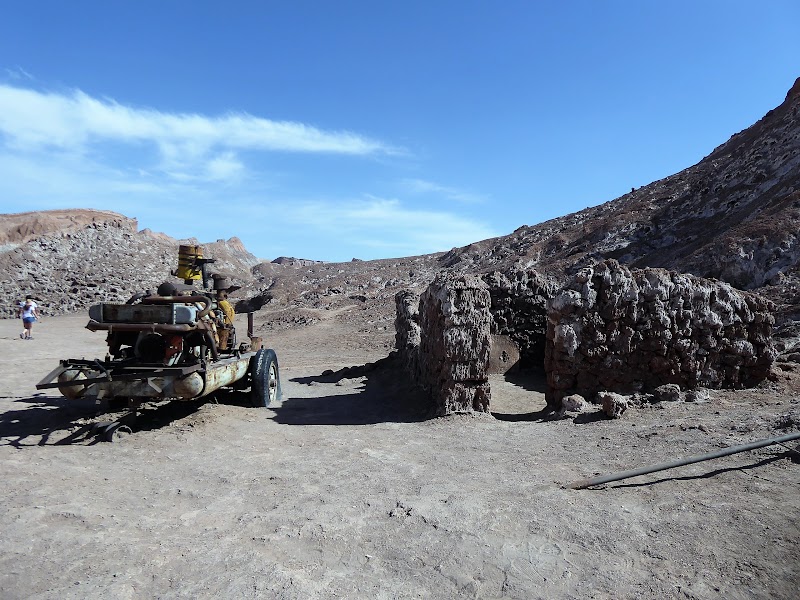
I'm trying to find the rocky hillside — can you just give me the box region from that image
[0,211,259,317]
[2,78,798,349]
[0,209,128,250]
[439,78,800,289]
[244,78,800,336]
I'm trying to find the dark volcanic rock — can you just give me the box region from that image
[271,256,324,266]
[483,269,557,369]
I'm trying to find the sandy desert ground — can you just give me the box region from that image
[0,309,798,599]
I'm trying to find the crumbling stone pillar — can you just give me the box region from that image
[394,275,494,416]
[545,260,776,408]
[418,274,492,415]
[394,290,421,379]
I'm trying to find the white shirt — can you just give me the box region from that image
[20,301,37,319]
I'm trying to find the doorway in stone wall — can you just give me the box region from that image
[487,334,549,421]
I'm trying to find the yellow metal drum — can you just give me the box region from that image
[177,244,203,281]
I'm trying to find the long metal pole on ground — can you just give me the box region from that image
[567,431,800,490]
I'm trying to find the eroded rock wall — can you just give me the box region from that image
[394,290,421,378]
[545,260,775,407]
[419,275,491,415]
[395,275,492,416]
[483,269,556,369]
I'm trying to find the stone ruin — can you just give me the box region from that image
[545,260,775,409]
[395,260,776,417]
[395,275,491,416]
[482,269,555,370]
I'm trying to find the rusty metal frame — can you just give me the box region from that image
[86,320,195,334]
[35,358,203,390]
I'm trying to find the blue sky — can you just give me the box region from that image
[0,1,798,262]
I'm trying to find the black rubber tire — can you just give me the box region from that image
[102,423,132,443]
[250,348,281,408]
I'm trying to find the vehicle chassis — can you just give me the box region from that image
[36,296,281,442]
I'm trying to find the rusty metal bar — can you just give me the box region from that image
[35,364,204,390]
[86,321,194,334]
[141,295,212,318]
[35,363,204,390]
[36,364,70,389]
[567,431,800,490]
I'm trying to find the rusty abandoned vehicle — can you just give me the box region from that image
[36,245,281,441]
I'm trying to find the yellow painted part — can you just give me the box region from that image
[218,299,235,325]
[177,244,203,281]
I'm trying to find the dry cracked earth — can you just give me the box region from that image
[0,307,798,599]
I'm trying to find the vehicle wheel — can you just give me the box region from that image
[102,423,132,443]
[250,348,281,408]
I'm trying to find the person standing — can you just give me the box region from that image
[18,296,39,340]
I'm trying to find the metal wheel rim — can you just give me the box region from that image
[268,362,278,403]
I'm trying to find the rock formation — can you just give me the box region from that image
[545,260,775,407]
[396,275,492,416]
[0,209,130,249]
[0,211,259,317]
[483,269,556,369]
[394,290,421,378]
[397,260,775,415]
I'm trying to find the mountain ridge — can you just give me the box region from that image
[1,78,798,336]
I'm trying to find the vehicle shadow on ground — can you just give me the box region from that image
[0,394,204,447]
[274,361,430,426]
[0,395,102,447]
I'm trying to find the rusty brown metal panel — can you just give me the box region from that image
[487,335,520,374]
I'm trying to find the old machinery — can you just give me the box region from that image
[36,246,281,440]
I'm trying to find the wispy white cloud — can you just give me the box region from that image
[4,66,34,81]
[285,196,498,257]
[0,83,495,261]
[0,149,496,260]
[0,84,400,182]
[402,178,488,204]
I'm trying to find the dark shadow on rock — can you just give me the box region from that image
[274,356,430,425]
[572,410,608,425]
[502,369,548,394]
